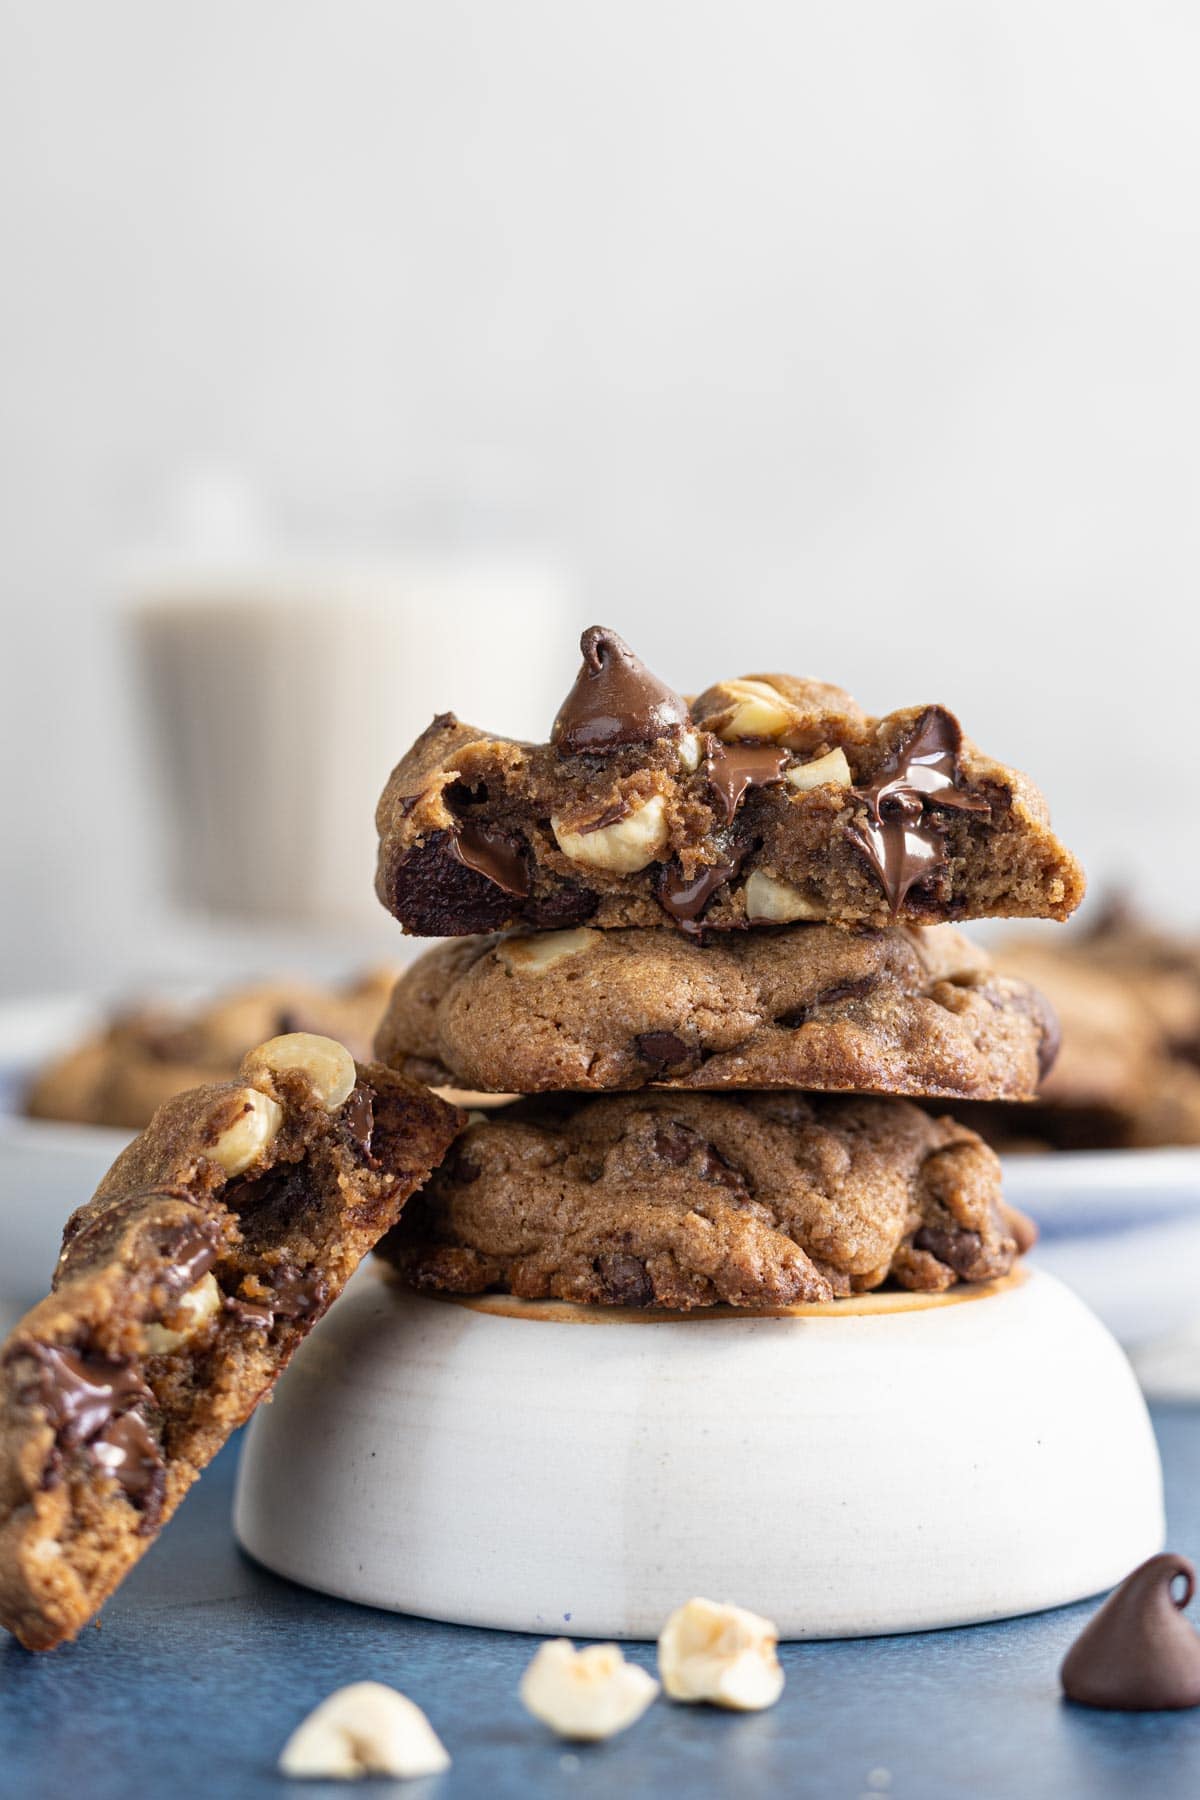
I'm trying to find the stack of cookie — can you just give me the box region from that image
[368,628,1082,1309]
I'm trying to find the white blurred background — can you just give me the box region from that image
[2,0,1199,997]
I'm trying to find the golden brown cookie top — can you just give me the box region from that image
[378,1089,1021,1311]
[374,922,1058,1103]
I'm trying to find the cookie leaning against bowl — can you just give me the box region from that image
[0,1034,462,1652]
[377,1090,1033,1311]
[374,922,1059,1100]
[373,625,1085,937]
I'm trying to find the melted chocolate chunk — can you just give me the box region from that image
[846,707,990,916]
[551,626,689,754]
[226,1264,327,1332]
[158,1223,220,1292]
[91,1411,165,1521]
[392,833,596,936]
[1061,1554,1200,1710]
[25,1344,152,1445]
[657,848,749,932]
[448,825,530,898]
[17,1343,163,1513]
[704,744,788,824]
[635,1031,696,1073]
[57,1190,217,1286]
[596,1253,654,1307]
[342,1085,376,1160]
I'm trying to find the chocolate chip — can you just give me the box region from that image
[657,848,748,931]
[651,1122,745,1192]
[596,1253,654,1307]
[653,1122,697,1166]
[551,626,689,754]
[635,1032,696,1072]
[226,1264,327,1333]
[704,744,788,824]
[912,1224,985,1277]
[1062,1554,1200,1710]
[847,707,990,916]
[13,1342,165,1516]
[448,824,530,897]
[389,833,597,936]
[390,832,523,933]
[342,1085,376,1161]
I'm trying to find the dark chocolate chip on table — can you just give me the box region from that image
[1061,1553,1200,1710]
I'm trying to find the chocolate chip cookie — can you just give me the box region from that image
[25,968,398,1131]
[0,1033,461,1651]
[957,925,1200,1151]
[375,923,1058,1102]
[376,1091,1026,1311]
[374,627,1084,937]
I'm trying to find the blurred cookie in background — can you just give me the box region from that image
[24,968,398,1130]
[956,904,1200,1151]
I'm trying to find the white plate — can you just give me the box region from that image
[1003,1146,1200,1234]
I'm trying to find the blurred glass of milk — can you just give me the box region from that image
[125,474,577,931]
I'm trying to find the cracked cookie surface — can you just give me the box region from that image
[0,1037,461,1651]
[25,968,398,1131]
[376,1090,1025,1311]
[375,923,1058,1101]
[375,627,1084,937]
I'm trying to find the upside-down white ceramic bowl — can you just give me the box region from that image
[234,1266,1163,1640]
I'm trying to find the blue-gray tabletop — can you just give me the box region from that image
[3,1406,1199,1799]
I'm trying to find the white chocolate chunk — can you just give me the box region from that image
[552,795,669,873]
[498,929,600,973]
[743,869,823,923]
[210,1089,283,1175]
[243,1032,357,1113]
[658,1598,784,1711]
[278,1682,450,1780]
[785,747,852,792]
[144,1272,222,1354]
[520,1639,659,1741]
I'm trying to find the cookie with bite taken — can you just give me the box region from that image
[374,627,1085,937]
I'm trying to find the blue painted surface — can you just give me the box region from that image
[2,1406,1199,1799]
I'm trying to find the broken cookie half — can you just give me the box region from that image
[375,625,1085,937]
[0,1032,462,1651]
